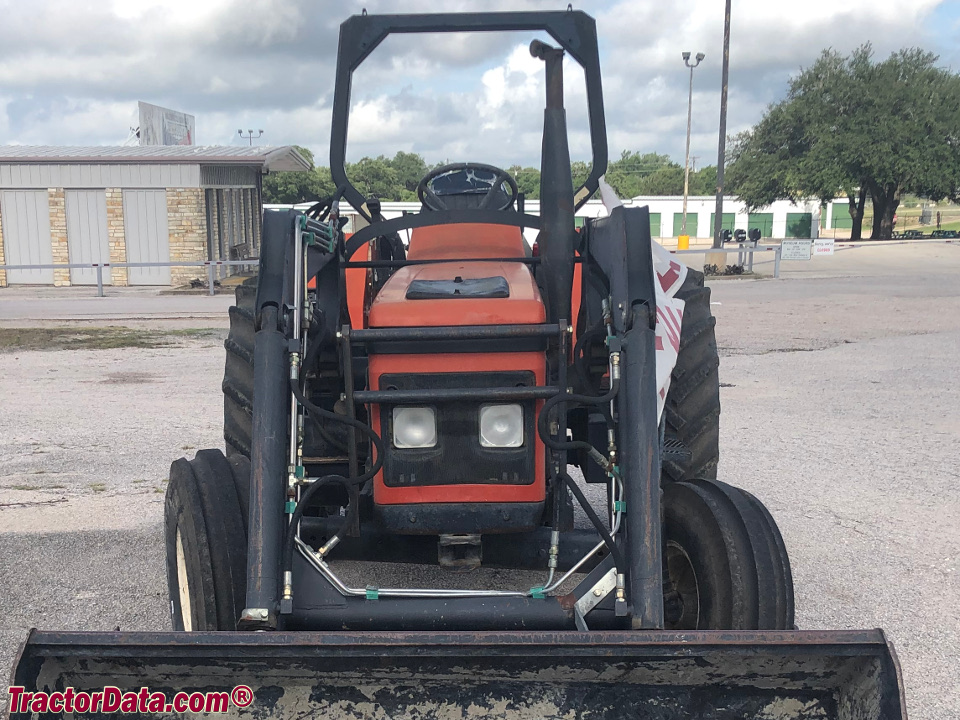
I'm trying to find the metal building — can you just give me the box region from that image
[0,146,309,287]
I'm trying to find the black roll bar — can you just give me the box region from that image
[330,11,608,222]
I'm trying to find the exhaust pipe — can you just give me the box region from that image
[532,39,575,327]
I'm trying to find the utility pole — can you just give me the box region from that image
[712,0,732,249]
[681,52,705,238]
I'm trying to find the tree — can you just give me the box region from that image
[261,146,329,204]
[570,160,591,191]
[388,151,430,199]
[637,164,684,195]
[727,45,960,239]
[508,166,541,199]
[604,151,675,198]
[689,165,718,197]
[263,149,726,205]
[506,161,607,200]
[346,156,403,201]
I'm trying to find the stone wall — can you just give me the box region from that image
[48,189,70,286]
[105,188,128,285]
[208,189,220,260]
[166,188,207,287]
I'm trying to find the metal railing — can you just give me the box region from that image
[1,248,781,293]
[670,243,783,277]
[0,260,258,297]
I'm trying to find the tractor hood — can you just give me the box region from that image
[367,261,545,328]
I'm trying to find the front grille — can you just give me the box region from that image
[378,371,536,487]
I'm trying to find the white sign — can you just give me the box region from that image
[813,238,835,256]
[780,239,813,261]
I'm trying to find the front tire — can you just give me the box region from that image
[165,449,248,631]
[662,478,794,630]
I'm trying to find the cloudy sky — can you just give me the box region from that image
[0,0,957,169]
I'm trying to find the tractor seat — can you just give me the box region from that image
[406,223,528,261]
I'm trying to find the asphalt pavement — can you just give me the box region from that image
[0,285,233,326]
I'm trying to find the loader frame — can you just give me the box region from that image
[245,207,663,631]
[240,10,666,632]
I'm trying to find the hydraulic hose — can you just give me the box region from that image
[289,378,385,483]
[536,377,620,454]
[283,379,387,594]
[536,357,624,573]
[572,320,605,392]
[281,474,356,591]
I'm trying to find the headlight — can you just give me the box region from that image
[479,404,524,448]
[392,407,437,448]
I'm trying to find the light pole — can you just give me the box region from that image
[238,129,264,146]
[681,51,705,239]
[713,0,732,249]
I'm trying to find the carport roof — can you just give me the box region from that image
[0,145,311,172]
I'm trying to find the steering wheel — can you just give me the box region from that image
[417,162,519,212]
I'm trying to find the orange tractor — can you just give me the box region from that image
[12,11,906,718]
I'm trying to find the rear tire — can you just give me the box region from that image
[165,449,248,631]
[662,478,793,630]
[662,269,721,482]
[223,279,258,459]
[222,273,349,462]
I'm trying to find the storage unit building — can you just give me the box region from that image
[0,145,309,286]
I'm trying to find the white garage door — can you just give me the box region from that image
[66,190,111,285]
[1,190,53,284]
[123,189,170,285]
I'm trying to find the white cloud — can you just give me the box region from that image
[593,0,948,164]
[0,0,954,171]
[111,0,231,23]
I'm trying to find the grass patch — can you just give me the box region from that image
[164,328,217,338]
[12,484,40,491]
[0,327,219,353]
[0,327,165,352]
[89,482,107,493]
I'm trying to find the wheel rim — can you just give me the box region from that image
[175,528,193,632]
[665,540,700,630]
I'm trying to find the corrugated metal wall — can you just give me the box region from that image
[0,164,200,189]
[65,190,110,285]
[0,190,53,283]
[122,190,170,285]
[200,165,258,187]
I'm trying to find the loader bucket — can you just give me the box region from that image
[10,629,906,719]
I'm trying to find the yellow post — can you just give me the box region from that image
[678,234,690,251]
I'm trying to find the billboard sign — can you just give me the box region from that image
[138,101,195,146]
